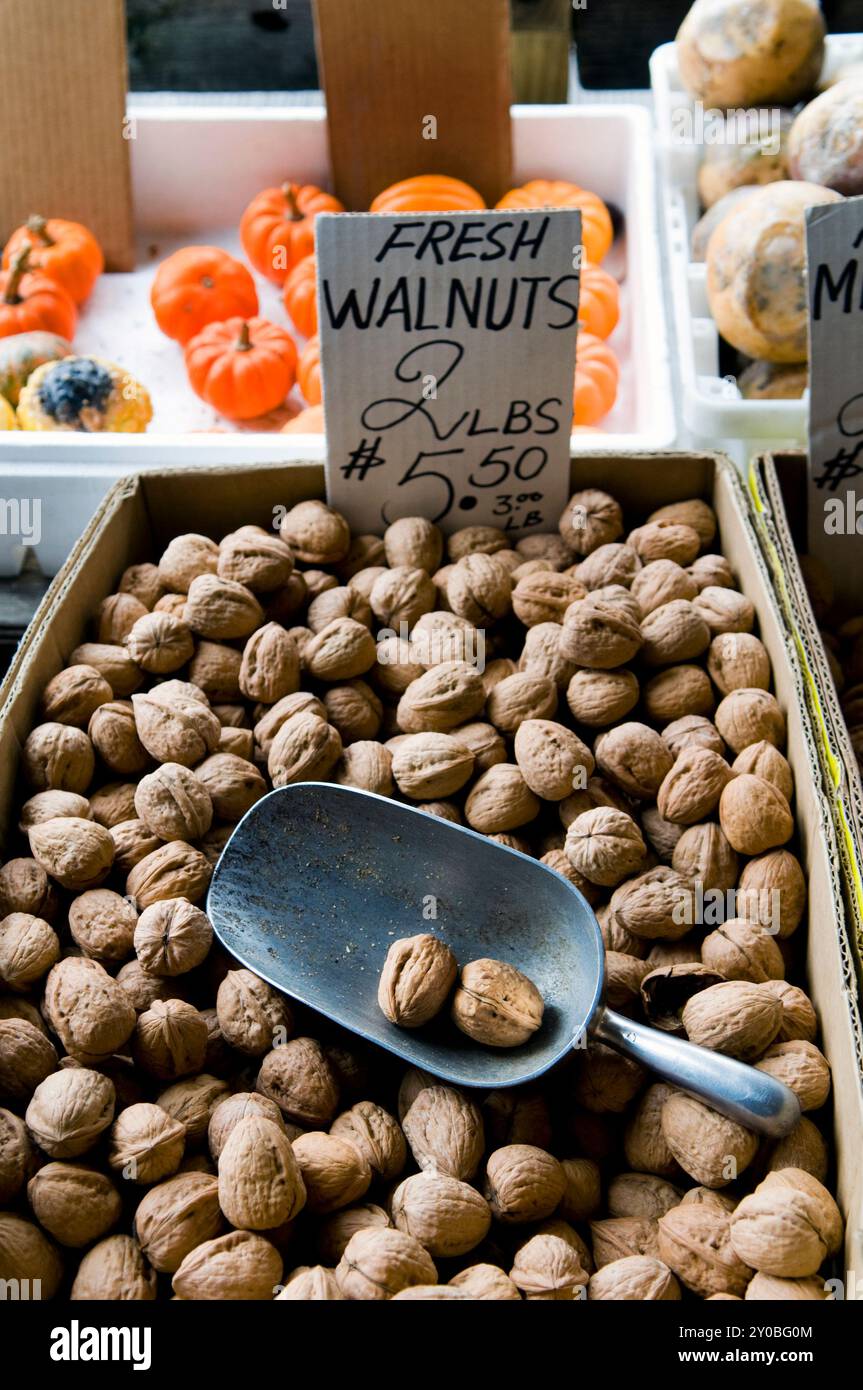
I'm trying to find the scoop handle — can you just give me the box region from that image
[590,1006,800,1138]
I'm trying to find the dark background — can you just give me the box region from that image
[126,0,863,94]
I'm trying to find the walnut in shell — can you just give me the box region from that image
[132,682,221,767]
[682,980,782,1060]
[484,1144,565,1223]
[559,489,623,556]
[378,934,457,1029]
[335,1227,437,1300]
[256,1037,339,1128]
[216,969,292,1056]
[26,1067,115,1158]
[391,1170,491,1257]
[451,958,544,1048]
[729,1169,842,1278]
[218,1115,306,1229]
[565,806,646,887]
[513,719,594,801]
[108,1102,186,1184]
[719,774,794,855]
[661,1093,758,1188]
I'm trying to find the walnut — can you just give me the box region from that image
[43,663,114,729]
[632,559,698,616]
[158,534,220,593]
[133,998,207,1080]
[661,1093,758,1188]
[185,574,263,640]
[560,598,643,669]
[88,701,150,776]
[588,1254,680,1300]
[68,1233,155,1300]
[370,567,437,628]
[193,753,265,823]
[483,1089,552,1151]
[126,842,212,909]
[27,1161,121,1249]
[449,1264,522,1300]
[510,1232,588,1299]
[154,593,188,619]
[688,553,735,591]
[266,711,341,787]
[326,1102,405,1184]
[737,849,806,938]
[119,561,166,609]
[253,691,326,758]
[445,722,506,774]
[565,807,646,887]
[217,527,294,592]
[132,681,221,767]
[391,1171,491,1257]
[465,764,541,834]
[18,791,91,835]
[89,781,138,828]
[559,489,623,556]
[484,1144,565,1223]
[672,822,739,892]
[623,1083,680,1177]
[324,682,383,745]
[188,642,242,701]
[22,722,94,794]
[565,667,640,727]
[658,1202,751,1298]
[0,1018,58,1102]
[98,591,149,643]
[732,740,793,803]
[134,1171,223,1273]
[125,613,194,676]
[0,1108,36,1204]
[607,1173,681,1221]
[481,656,518,695]
[26,1067,115,1158]
[207,1093,284,1161]
[719,774,794,855]
[595,722,674,800]
[640,600,710,666]
[609,867,693,941]
[692,586,754,636]
[335,1227,437,1300]
[292,1131,371,1214]
[486,672,557,736]
[708,632,771,694]
[66,888,137,963]
[745,1271,831,1300]
[218,726,254,760]
[333,740,393,794]
[682,980,782,1060]
[590,1216,660,1267]
[132,763,211,842]
[377,934,457,1028]
[316,1204,391,1265]
[42,956,135,1062]
[512,570,585,626]
[235,622,299,703]
[761,980,817,1043]
[643,665,715,723]
[755,1040,831,1112]
[701,919,785,983]
[279,500,350,565]
[715,688,785,754]
[157,1074,229,1144]
[390,733,474,800]
[277,1265,345,1300]
[729,1169,842,1278]
[629,520,701,567]
[108,1101,186,1184]
[0,1212,64,1299]
[301,570,339,602]
[373,635,425,697]
[218,1115,306,1228]
[451,958,543,1047]
[575,542,641,591]
[172,1230,282,1300]
[656,747,732,826]
[256,1037,339,1128]
[448,525,508,560]
[110,820,161,875]
[557,1157,602,1223]
[517,622,577,691]
[0,910,59,989]
[573,1041,644,1114]
[513,719,594,801]
[303,618,377,682]
[400,1086,483,1181]
[382,516,442,572]
[766,1116,829,1183]
[640,806,685,862]
[213,969,291,1056]
[663,714,725,758]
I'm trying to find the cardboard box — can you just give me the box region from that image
[2,450,862,1286]
[749,450,863,983]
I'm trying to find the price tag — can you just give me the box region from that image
[317,208,581,536]
[806,196,863,605]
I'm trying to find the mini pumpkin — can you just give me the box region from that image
[370,175,485,213]
[282,404,325,434]
[0,245,77,342]
[151,246,258,345]
[184,317,298,420]
[240,182,344,285]
[297,335,322,406]
[3,216,104,304]
[578,261,620,340]
[17,357,153,433]
[496,180,614,264]
[573,333,619,426]
[0,331,73,406]
[282,256,318,339]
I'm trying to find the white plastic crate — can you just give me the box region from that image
[0,102,674,576]
[650,35,863,466]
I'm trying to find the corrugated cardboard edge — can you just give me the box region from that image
[749,451,863,978]
[2,449,862,1286]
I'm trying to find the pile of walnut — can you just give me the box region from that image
[0,491,843,1301]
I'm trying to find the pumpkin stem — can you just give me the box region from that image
[281,183,303,222]
[3,243,32,304]
[26,215,54,247]
[236,321,252,351]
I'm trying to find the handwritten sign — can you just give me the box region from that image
[316,208,581,536]
[806,196,863,605]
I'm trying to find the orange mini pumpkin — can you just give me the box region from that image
[184,317,298,420]
[578,261,620,340]
[151,246,258,345]
[283,255,318,339]
[297,334,322,406]
[240,182,344,286]
[370,174,485,214]
[3,216,103,305]
[0,245,77,342]
[282,403,325,434]
[496,180,614,264]
[573,332,619,426]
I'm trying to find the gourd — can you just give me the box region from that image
[0,245,77,341]
[297,335,322,406]
[573,332,619,426]
[496,180,614,263]
[3,216,103,304]
[370,175,485,213]
[16,356,153,433]
[282,404,325,434]
[578,262,620,340]
[0,331,72,405]
[240,183,344,285]
[282,256,318,339]
[151,247,258,345]
[184,318,298,420]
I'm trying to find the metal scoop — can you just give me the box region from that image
[207,783,799,1137]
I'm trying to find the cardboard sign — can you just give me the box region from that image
[316,208,581,536]
[313,0,512,210]
[0,0,134,270]
[806,196,863,606]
